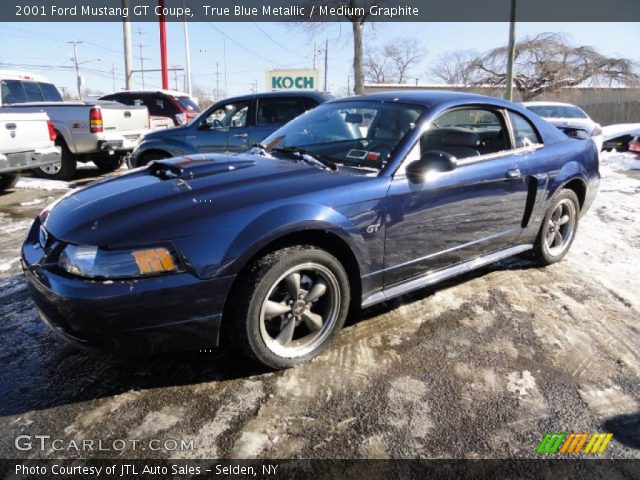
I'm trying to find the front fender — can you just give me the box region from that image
[174,204,369,280]
[130,137,198,166]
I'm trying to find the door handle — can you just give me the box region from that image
[506,168,521,178]
[5,123,16,130]
[233,133,248,139]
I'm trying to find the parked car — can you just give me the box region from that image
[0,111,61,191]
[99,90,201,127]
[630,136,640,154]
[2,71,150,180]
[128,91,334,168]
[22,91,599,368]
[523,101,603,151]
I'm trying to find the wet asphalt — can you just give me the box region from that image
[0,164,638,460]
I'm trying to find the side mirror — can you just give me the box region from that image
[406,151,457,183]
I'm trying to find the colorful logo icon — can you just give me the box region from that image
[537,432,613,455]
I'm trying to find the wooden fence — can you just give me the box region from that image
[363,84,640,125]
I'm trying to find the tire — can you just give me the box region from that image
[0,173,18,192]
[93,157,122,172]
[134,150,170,168]
[34,139,76,181]
[229,246,351,369]
[532,189,580,266]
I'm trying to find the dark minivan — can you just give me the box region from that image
[128,91,334,167]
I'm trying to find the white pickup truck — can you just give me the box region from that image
[0,111,61,192]
[1,71,150,180]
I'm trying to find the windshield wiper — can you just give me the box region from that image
[271,146,338,171]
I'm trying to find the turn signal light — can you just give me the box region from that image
[131,248,177,274]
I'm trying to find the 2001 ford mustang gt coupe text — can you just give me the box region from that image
[22,91,600,368]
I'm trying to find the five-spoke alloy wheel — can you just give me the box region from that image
[231,246,350,369]
[534,189,580,265]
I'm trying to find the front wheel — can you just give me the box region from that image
[532,189,580,265]
[230,246,350,369]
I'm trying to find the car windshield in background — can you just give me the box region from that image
[261,101,425,170]
[176,96,200,112]
[528,105,588,119]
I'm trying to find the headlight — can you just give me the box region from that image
[58,244,182,279]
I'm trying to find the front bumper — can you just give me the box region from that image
[21,231,234,353]
[0,146,61,173]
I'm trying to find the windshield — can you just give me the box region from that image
[527,105,588,119]
[176,96,201,112]
[261,101,425,170]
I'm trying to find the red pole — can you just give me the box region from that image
[159,0,169,89]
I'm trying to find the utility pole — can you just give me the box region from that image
[112,64,116,91]
[182,0,192,96]
[136,28,147,89]
[68,40,84,99]
[122,0,133,90]
[215,62,220,100]
[172,65,180,90]
[505,0,517,101]
[312,41,317,69]
[347,75,350,95]
[323,38,328,92]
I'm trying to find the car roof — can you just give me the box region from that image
[102,89,191,97]
[522,101,580,108]
[0,70,51,83]
[218,91,336,103]
[333,90,520,109]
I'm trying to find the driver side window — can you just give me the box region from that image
[423,108,510,161]
[205,101,250,128]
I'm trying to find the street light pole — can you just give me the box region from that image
[68,40,84,99]
[505,0,517,101]
[182,0,192,96]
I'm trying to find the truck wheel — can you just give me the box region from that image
[34,140,76,181]
[229,246,350,369]
[93,157,123,172]
[0,173,18,192]
[532,189,580,266]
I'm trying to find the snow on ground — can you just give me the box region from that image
[15,177,71,191]
[600,150,640,171]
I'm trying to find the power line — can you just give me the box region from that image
[251,23,308,58]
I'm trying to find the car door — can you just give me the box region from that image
[250,96,313,146]
[193,99,253,153]
[383,106,531,286]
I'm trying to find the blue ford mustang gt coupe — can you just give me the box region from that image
[22,91,599,368]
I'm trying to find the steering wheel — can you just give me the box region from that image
[212,119,223,128]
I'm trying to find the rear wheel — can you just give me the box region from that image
[93,157,123,172]
[34,139,76,181]
[0,173,18,192]
[230,246,350,369]
[532,189,580,265]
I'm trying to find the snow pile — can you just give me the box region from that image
[600,151,640,172]
[14,177,71,191]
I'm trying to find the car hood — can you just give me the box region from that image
[42,153,363,246]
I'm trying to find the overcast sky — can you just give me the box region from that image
[1,22,638,97]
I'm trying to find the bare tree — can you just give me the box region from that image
[468,33,639,100]
[384,38,426,84]
[293,0,381,95]
[430,50,478,85]
[191,84,214,109]
[365,38,426,84]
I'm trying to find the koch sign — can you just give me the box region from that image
[266,69,320,91]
